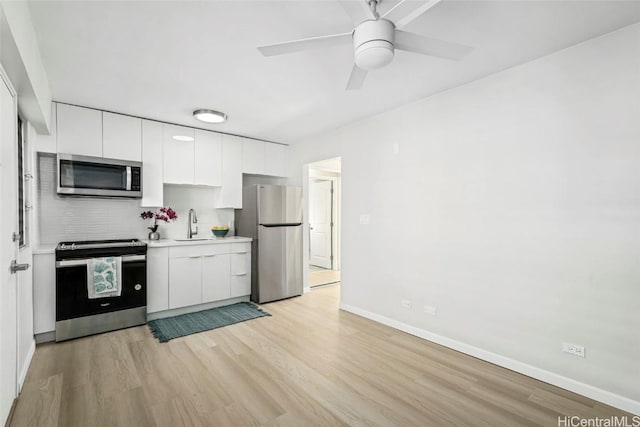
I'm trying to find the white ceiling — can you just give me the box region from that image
[28,1,640,145]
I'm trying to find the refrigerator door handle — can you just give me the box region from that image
[259,223,303,227]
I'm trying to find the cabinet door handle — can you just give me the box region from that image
[234,251,248,254]
[233,272,247,276]
[204,254,217,257]
[188,256,200,259]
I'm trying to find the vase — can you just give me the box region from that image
[148,224,160,241]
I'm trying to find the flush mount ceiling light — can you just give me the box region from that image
[172,135,194,142]
[193,109,227,124]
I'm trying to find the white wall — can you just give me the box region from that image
[0,1,52,133]
[289,23,640,412]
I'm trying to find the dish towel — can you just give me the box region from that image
[87,257,122,299]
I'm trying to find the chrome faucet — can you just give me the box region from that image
[188,208,198,239]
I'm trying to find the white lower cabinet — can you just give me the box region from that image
[166,241,251,311]
[230,243,251,297]
[202,254,230,303]
[169,255,202,309]
[147,247,169,313]
[33,253,56,335]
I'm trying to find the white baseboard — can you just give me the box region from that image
[339,303,640,416]
[18,339,36,392]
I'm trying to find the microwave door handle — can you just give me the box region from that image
[126,167,132,191]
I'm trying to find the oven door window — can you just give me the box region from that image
[56,259,146,321]
[60,160,128,190]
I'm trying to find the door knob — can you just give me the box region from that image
[10,260,30,274]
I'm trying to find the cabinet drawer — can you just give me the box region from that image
[231,252,250,276]
[230,274,251,298]
[169,244,230,258]
[230,242,251,254]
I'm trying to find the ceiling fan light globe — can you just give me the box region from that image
[355,40,394,70]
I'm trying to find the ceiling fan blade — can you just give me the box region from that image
[346,64,367,91]
[338,0,376,26]
[395,30,473,61]
[258,32,352,57]
[389,0,443,29]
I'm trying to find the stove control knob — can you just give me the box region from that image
[134,284,142,291]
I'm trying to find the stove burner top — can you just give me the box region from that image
[57,239,145,251]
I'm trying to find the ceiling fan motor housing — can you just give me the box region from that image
[353,19,395,70]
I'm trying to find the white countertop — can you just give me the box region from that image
[144,236,252,248]
[33,244,57,255]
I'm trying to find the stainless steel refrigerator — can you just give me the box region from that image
[235,185,303,303]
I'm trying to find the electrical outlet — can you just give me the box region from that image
[359,214,370,225]
[562,342,586,358]
[423,305,437,316]
[401,299,411,309]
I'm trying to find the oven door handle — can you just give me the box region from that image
[56,255,146,268]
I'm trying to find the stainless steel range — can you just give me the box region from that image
[55,239,147,341]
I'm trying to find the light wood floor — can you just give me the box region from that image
[10,285,629,427]
[309,266,341,287]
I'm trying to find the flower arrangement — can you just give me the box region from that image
[140,207,178,232]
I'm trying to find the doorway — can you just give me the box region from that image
[307,158,341,288]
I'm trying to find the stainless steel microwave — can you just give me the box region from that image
[57,154,142,198]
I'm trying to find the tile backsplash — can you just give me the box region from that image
[37,154,234,244]
[159,185,234,240]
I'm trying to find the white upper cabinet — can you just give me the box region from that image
[242,137,289,177]
[264,142,288,177]
[56,103,102,157]
[163,124,194,184]
[56,103,143,162]
[242,138,265,174]
[141,120,164,207]
[163,126,224,187]
[194,130,222,186]
[102,112,142,161]
[216,134,243,208]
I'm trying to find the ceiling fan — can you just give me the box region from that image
[257,0,473,90]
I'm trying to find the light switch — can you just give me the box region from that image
[359,214,370,225]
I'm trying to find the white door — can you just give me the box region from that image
[0,75,18,425]
[309,179,332,269]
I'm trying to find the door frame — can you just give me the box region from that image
[0,62,20,426]
[302,159,341,294]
